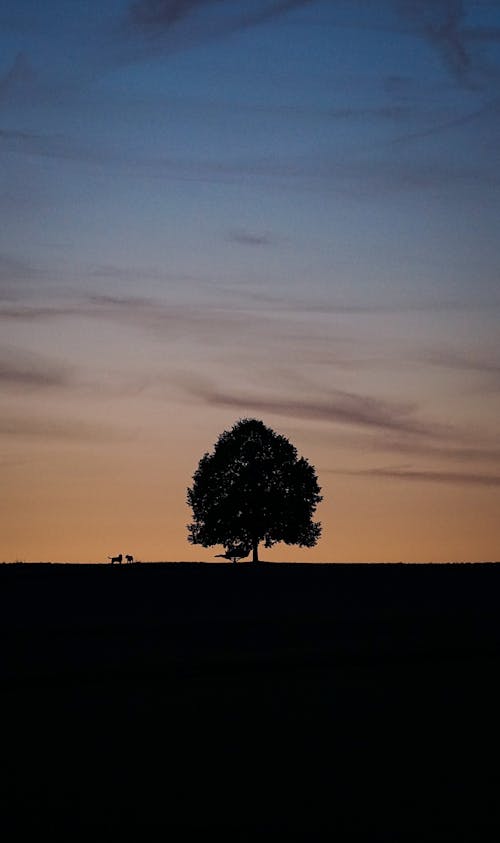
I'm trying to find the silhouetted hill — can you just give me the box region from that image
[2,562,500,841]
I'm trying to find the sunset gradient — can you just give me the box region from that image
[1,0,499,563]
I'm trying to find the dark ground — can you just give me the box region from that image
[2,561,500,841]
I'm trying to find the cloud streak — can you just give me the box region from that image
[336,465,500,487]
[0,295,260,352]
[0,126,113,165]
[226,229,275,246]
[0,52,35,103]
[116,0,320,63]
[0,289,492,331]
[422,349,500,376]
[177,366,500,466]
[0,303,86,321]
[394,0,474,87]
[3,122,498,198]
[418,348,500,392]
[0,348,71,391]
[0,414,120,442]
[0,253,40,299]
[393,96,500,144]
[125,2,500,90]
[128,0,317,37]
[350,432,500,466]
[393,0,500,90]
[129,0,205,29]
[181,377,451,439]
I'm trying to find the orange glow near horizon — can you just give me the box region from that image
[2,400,499,564]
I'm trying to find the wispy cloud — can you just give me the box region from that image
[0,347,71,391]
[114,0,320,64]
[0,52,35,103]
[89,263,196,283]
[115,0,500,118]
[466,25,500,45]
[419,348,500,391]
[128,0,317,38]
[180,376,451,438]
[176,366,500,463]
[0,414,119,442]
[128,0,205,30]
[2,290,496,378]
[0,126,113,165]
[422,348,500,375]
[226,228,276,246]
[335,464,500,487]
[393,0,500,90]
[3,121,497,198]
[394,0,474,87]
[393,95,500,144]
[351,433,500,465]
[0,253,41,299]
[0,295,258,352]
[0,303,84,321]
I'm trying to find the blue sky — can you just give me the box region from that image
[1,0,500,562]
[2,1,500,307]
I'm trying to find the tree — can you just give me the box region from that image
[187,418,322,562]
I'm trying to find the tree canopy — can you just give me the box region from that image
[187,418,322,562]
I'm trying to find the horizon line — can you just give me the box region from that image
[2,559,499,566]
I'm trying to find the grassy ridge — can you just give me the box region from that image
[2,563,499,840]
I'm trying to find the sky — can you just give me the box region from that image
[1,0,500,563]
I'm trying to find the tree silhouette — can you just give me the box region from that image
[187,418,322,562]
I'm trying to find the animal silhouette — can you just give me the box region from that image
[125,554,134,564]
[108,553,123,565]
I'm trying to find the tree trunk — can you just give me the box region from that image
[252,537,259,563]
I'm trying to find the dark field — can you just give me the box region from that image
[2,562,500,841]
